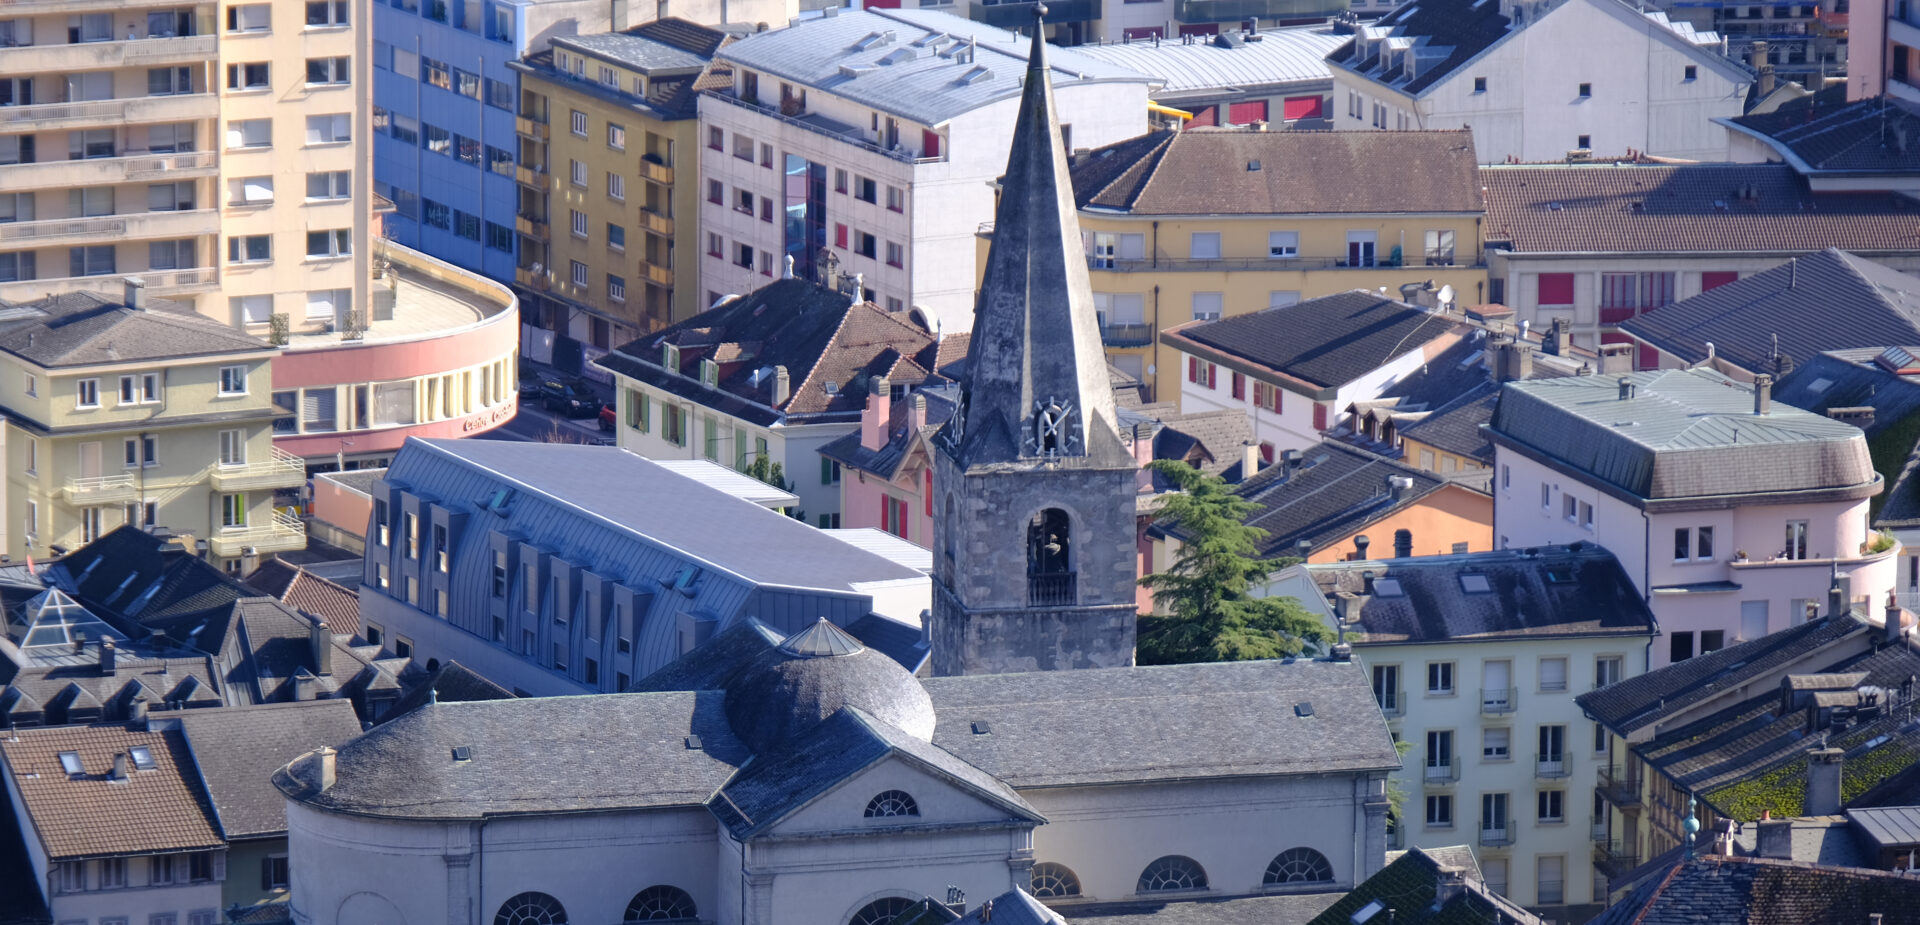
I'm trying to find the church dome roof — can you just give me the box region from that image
[724,619,936,754]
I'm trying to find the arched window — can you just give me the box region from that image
[1027,508,1074,607]
[864,790,919,818]
[1030,862,1082,898]
[1137,856,1208,894]
[848,897,916,925]
[624,885,697,921]
[495,892,567,925]
[1264,847,1334,885]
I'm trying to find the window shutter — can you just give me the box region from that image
[1540,658,1567,690]
[262,858,274,890]
[212,851,226,881]
[1537,272,1575,306]
[1313,404,1327,430]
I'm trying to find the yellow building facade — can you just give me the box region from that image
[512,20,726,344]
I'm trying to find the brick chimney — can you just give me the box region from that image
[861,376,892,451]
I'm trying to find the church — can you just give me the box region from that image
[273,13,1395,924]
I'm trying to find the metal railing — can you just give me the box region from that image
[1481,687,1517,714]
[1375,688,1405,718]
[705,91,943,165]
[1174,0,1342,21]
[210,447,307,488]
[973,0,1102,25]
[1536,753,1570,779]
[1593,839,1640,877]
[64,473,137,500]
[1478,820,1513,846]
[1100,322,1153,347]
[1028,572,1076,607]
[1597,766,1643,807]
[1423,755,1459,783]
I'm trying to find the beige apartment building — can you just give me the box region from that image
[0,0,372,343]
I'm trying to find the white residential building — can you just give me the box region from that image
[697,7,1150,334]
[1486,369,1896,669]
[1325,0,1752,163]
[1270,544,1658,919]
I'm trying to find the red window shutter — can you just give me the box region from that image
[834,224,848,248]
[1271,387,1284,414]
[924,471,933,517]
[1538,273,1575,306]
[1282,95,1325,121]
[1260,442,1275,464]
[1228,100,1268,125]
[1206,363,1216,388]
[921,129,941,159]
[1188,356,1199,383]
[1188,105,1217,128]
[1639,344,1661,371]
[1702,271,1738,291]
[1232,372,1245,400]
[1314,403,1328,430]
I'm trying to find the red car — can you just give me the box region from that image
[599,404,616,432]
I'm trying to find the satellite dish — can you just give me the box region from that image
[1438,284,1456,307]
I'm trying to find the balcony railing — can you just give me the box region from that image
[1593,839,1640,877]
[515,115,549,141]
[208,511,306,559]
[514,213,550,241]
[1597,766,1643,807]
[514,163,548,188]
[705,91,943,165]
[638,157,674,184]
[209,448,308,492]
[1049,249,1491,274]
[2,0,200,13]
[1374,689,1405,718]
[639,260,673,287]
[1423,756,1459,783]
[63,474,138,504]
[1537,754,1570,779]
[1481,687,1517,715]
[1478,821,1513,847]
[0,150,217,192]
[972,0,1103,27]
[638,208,673,236]
[1173,0,1345,22]
[1098,321,1153,348]
[0,209,218,249]
[0,266,216,302]
[1028,571,1076,607]
[0,93,218,134]
[0,34,216,72]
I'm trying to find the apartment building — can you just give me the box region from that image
[1054,129,1484,399]
[1326,0,1750,163]
[1272,544,1657,919]
[0,281,301,567]
[1071,25,1344,128]
[960,0,1350,44]
[1487,369,1896,668]
[511,20,732,348]
[1847,0,1919,102]
[697,6,1151,335]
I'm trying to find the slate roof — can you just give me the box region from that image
[1306,846,1540,925]
[1169,441,1453,559]
[175,700,363,839]
[243,559,362,640]
[1587,855,1920,925]
[1298,544,1658,645]
[595,279,942,428]
[274,693,751,820]
[1396,381,1501,464]
[0,290,269,368]
[1073,27,1345,100]
[1165,292,1459,392]
[1487,368,1876,502]
[0,723,223,860]
[923,658,1398,788]
[1068,893,1342,924]
[378,661,514,722]
[707,705,1039,839]
[712,8,1150,127]
[1142,408,1253,480]
[48,526,257,654]
[1775,349,1920,438]
[1069,129,1481,215]
[720,619,936,754]
[1723,96,1920,175]
[1480,164,1920,255]
[1619,249,1920,373]
[817,385,959,482]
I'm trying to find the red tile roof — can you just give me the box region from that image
[0,724,222,860]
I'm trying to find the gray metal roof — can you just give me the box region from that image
[652,459,800,508]
[1488,369,1876,502]
[923,658,1398,788]
[715,8,1149,127]
[557,31,710,72]
[174,700,364,839]
[1848,806,1920,848]
[1073,28,1343,100]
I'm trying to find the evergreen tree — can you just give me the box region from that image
[1137,460,1332,664]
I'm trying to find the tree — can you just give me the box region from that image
[745,453,806,523]
[1137,460,1332,664]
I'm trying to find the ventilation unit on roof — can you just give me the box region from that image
[839,64,876,79]
[879,47,917,65]
[957,65,992,85]
[1876,346,1920,375]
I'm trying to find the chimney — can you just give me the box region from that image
[128,695,149,723]
[1333,589,1370,624]
[99,638,116,676]
[123,277,147,310]
[1829,570,1852,617]
[111,753,129,781]
[1546,317,1573,356]
[1887,591,1907,646]
[1805,747,1843,816]
[1753,373,1773,416]
[1506,341,1534,382]
[861,376,892,451]
[1393,528,1413,558]
[1600,344,1635,374]
[1753,41,1776,97]
[1754,818,1794,859]
[770,365,790,407]
[910,393,927,431]
[1388,475,1415,502]
[1243,441,1261,477]
[1435,869,1468,906]
[1618,377,1636,400]
[316,746,338,791]
[1282,448,1303,478]
[1353,534,1371,561]
[1330,641,1353,662]
[311,620,332,677]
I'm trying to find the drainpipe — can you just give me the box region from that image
[1151,221,1159,269]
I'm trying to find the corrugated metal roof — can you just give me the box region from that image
[716,8,1149,126]
[652,460,799,508]
[1073,28,1344,97]
[1848,806,1920,847]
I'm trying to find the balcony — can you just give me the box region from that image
[1100,322,1153,348]
[1028,571,1077,607]
[1481,687,1517,715]
[1422,756,1459,784]
[972,0,1102,27]
[704,91,942,165]
[638,158,674,185]
[1593,839,1640,878]
[208,511,307,559]
[1591,815,1610,844]
[1597,766,1643,808]
[514,164,548,189]
[515,116,549,141]
[0,93,218,135]
[1537,754,1570,779]
[0,209,218,250]
[62,474,138,505]
[1478,821,1513,847]
[514,213,549,241]
[515,265,550,291]
[0,266,216,303]
[209,448,308,493]
[0,150,217,193]
[1173,0,1345,22]
[639,260,673,287]
[1,0,202,13]
[638,209,674,236]
[0,34,217,73]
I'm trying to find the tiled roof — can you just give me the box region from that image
[0,724,223,859]
[1724,96,1920,174]
[1071,129,1481,215]
[1166,292,1459,391]
[1171,441,1451,559]
[0,291,269,368]
[1481,164,1920,255]
[175,700,363,839]
[1397,381,1501,464]
[1307,845,1541,925]
[1620,249,1920,373]
[1587,855,1920,925]
[1146,409,1253,480]
[245,560,361,640]
[1299,544,1657,644]
[817,385,958,481]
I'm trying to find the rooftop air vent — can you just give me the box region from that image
[957,65,992,85]
[971,720,991,735]
[1876,346,1920,375]
[1295,702,1315,717]
[838,64,877,79]
[685,735,703,750]
[451,746,472,761]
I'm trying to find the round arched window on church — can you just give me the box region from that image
[848,897,917,925]
[1264,847,1334,885]
[1137,856,1208,894]
[624,885,697,921]
[864,790,920,818]
[495,892,567,925]
[1030,862,1082,898]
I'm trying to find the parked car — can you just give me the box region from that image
[599,404,617,432]
[540,379,602,417]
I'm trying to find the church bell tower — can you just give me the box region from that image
[929,7,1139,677]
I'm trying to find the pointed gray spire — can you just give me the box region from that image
[947,6,1129,469]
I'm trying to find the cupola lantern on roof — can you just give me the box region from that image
[929,6,1140,677]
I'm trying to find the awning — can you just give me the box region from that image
[1147,102,1192,121]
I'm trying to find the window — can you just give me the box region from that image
[1594,656,1622,689]
[571,210,587,238]
[1696,526,1714,559]
[59,751,84,775]
[1186,357,1216,389]
[229,4,271,30]
[422,56,451,89]
[1424,230,1456,266]
[1539,657,1567,692]
[849,899,916,925]
[570,110,588,137]
[1684,64,1698,80]
[1253,382,1283,414]
[149,66,195,95]
[100,856,128,888]
[422,199,450,230]
[486,78,514,110]
[1268,231,1299,258]
[1426,729,1454,780]
[626,390,650,432]
[1537,856,1564,904]
[1138,856,1208,893]
[390,115,418,145]
[608,173,625,201]
[1030,863,1082,898]
[821,458,842,485]
[606,122,626,150]
[1425,793,1454,828]
[1577,134,1591,149]
[855,176,878,203]
[864,790,919,817]
[150,855,174,885]
[571,261,588,286]
[885,241,903,268]
[608,275,626,303]
[228,119,272,148]
[424,124,451,155]
[305,114,351,144]
[624,886,696,921]
[1785,520,1809,559]
[262,854,289,890]
[76,379,100,409]
[1427,661,1455,694]
[570,159,587,187]
[219,429,246,466]
[454,211,480,241]
[1741,600,1769,641]
[1538,724,1566,778]
[855,232,877,259]
[1474,76,1487,92]
[887,185,904,211]
[305,56,350,85]
[221,491,249,528]
[1190,232,1222,259]
[227,62,271,91]
[57,860,86,892]
[1191,292,1223,322]
[1483,727,1511,760]
[1482,793,1510,840]
[307,0,349,25]
[1578,82,1592,98]
[662,404,688,447]
[1670,630,1695,662]
[494,892,566,925]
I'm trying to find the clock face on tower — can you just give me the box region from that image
[1025,398,1079,458]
